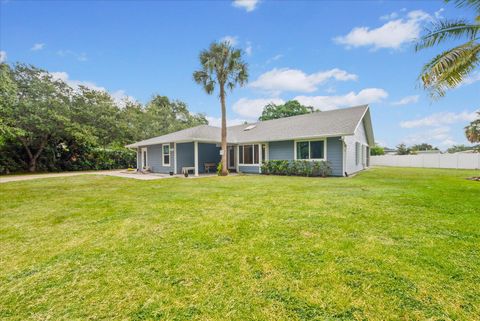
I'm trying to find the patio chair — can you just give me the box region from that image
[204,162,216,173]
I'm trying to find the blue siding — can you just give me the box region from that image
[326,137,343,176]
[136,137,343,176]
[266,138,343,177]
[176,142,194,174]
[198,143,221,173]
[144,143,174,173]
[269,140,294,160]
[239,165,260,173]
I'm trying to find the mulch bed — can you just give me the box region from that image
[466,177,480,181]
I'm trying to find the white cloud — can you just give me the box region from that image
[462,71,480,85]
[50,71,134,107]
[31,43,45,51]
[232,97,285,118]
[220,35,238,46]
[434,8,445,19]
[334,10,431,50]
[391,95,419,106]
[250,68,358,94]
[206,116,246,127]
[380,12,399,21]
[245,41,252,56]
[403,126,456,148]
[232,0,259,12]
[294,88,388,111]
[325,87,336,94]
[266,54,283,64]
[0,50,6,63]
[110,90,136,108]
[57,49,87,62]
[50,71,105,91]
[400,111,478,128]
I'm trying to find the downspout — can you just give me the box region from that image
[341,137,347,177]
[174,142,177,174]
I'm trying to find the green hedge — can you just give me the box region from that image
[0,144,136,174]
[261,160,332,177]
[61,147,136,171]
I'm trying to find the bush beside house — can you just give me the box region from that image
[261,160,332,177]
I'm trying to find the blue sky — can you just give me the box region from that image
[1,0,479,149]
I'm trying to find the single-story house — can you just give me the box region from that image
[126,104,374,176]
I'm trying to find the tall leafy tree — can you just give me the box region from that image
[0,63,18,147]
[396,143,411,155]
[143,95,208,139]
[71,86,121,148]
[370,144,385,156]
[193,41,248,176]
[465,111,480,143]
[258,100,312,121]
[447,144,476,153]
[410,143,439,151]
[416,0,480,98]
[8,64,72,172]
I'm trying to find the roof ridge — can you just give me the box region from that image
[226,104,369,128]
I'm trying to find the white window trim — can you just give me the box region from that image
[294,139,327,161]
[261,143,269,162]
[141,147,148,169]
[238,143,261,166]
[162,144,170,167]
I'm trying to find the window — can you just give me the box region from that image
[239,144,260,165]
[162,144,170,166]
[141,148,148,168]
[261,143,267,162]
[362,145,365,166]
[295,140,325,160]
[355,142,360,165]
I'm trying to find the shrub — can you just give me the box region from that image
[216,162,229,176]
[0,144,136,174]
[261,160,332,177]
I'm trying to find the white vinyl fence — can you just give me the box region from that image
[371,154,480,170]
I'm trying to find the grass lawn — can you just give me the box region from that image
[1,167,479,320]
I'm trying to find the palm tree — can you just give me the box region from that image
[465,111,480,143]
[193,42,248,176]
[416,0,480,98]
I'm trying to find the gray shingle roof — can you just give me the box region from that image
[126,105,370,148]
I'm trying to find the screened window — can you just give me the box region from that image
[355,142,360,165]
[296,140,325,160]
[239,144,260,165]
[261,143,267,162]
[162,144,170,166]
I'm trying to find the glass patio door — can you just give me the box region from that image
[227,146,235,170]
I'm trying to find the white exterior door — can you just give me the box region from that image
[141,147,148,169]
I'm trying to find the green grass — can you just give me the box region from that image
[1,167,479,320]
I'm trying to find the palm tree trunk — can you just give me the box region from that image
[220,85,228,176]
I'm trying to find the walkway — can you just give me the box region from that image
[0,170,171,183]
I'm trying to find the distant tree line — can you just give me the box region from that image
[370,143,478,156]
[259,100,313,121]
[0,63,207,173]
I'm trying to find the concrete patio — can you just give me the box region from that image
[0,170,226,183]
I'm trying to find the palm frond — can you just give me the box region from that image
[446,0,480,13]
[420,41,480,97]
[415,19,480,51]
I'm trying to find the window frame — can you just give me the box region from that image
[141,147,148,168]
[294,139,326,161]
[162,144,170,167]
[238,144,261,166]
